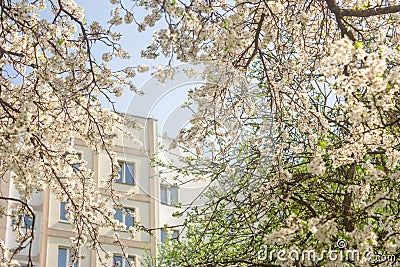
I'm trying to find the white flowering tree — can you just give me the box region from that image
[119,0,400,265]
[0,1,143,266]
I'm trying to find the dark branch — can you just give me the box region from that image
[325,0,356,41]
[341,5,400,17]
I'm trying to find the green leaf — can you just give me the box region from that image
[56,38,64,45]
[317,140,327,149]
[354,41,363,49]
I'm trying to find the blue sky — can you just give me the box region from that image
[77,1,200,136]
[78,1,163,110]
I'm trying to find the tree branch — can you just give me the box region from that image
[341,5,400,17]
[325,0,356,41]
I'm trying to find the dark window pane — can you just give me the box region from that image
[63,153,81,173]
[113,255,123,266]
[126,257,135,266]
[72,164,80,173]
[161,229,167,243]
[125,163,134,185]
[12,214,32,228]
[72,153,81,173]
[170,186,178,205]
[160,186,168,205]
[24,215,33,228]
[125,213,134,230]
[72,162,80,173]
[114,209,123,223]
[58,248,67,267]
[60,202,68,221]
[172,230,179,240]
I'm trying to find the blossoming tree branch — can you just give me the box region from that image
[0,0,143,266]
[112,0,400,266]
[2,0,400,266]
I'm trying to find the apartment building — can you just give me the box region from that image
[157,138,208,244]
[0,115,159,267]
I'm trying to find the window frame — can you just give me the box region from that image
[72,152,82,173]
[159,184,179,206]
[112,254,136,267]
[116,161,135,185]
[63,152,82,173]
[11,213,33,229]
[160,184,168,205]
[160,229,179,243]
[59,201,69,223]
[170,186,178,206]
[114,207,135,231]
[58,247,78,267]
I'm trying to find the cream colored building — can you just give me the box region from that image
[157,138,208,245]
[0,115,159,267]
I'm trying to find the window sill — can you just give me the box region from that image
[115,182,136,186]
[160,202,179,207]
[116,228,135,233]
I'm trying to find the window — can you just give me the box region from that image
[60,202,78,224]
[160,229,179,243]
[114,208,135,230]
[63,152,82,173]
[72,153,82,173]
[160,185,168,205]
[60,202,68,222]
[58,247,78,267]
[161,229,167,242]
[170,186,178,205]
[116,162,135,185]
[160,184,179,206]
[113,255,135,267]
[12,214,33,229]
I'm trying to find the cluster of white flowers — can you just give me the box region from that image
[307,156,326,176]
[109,7,123,26]
[0,0,146,265]
[105,0,400,265]
[137,64,150,73]
[152,66,176,84]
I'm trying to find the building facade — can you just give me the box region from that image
[0,116,159,267]
[157,138,208,245]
